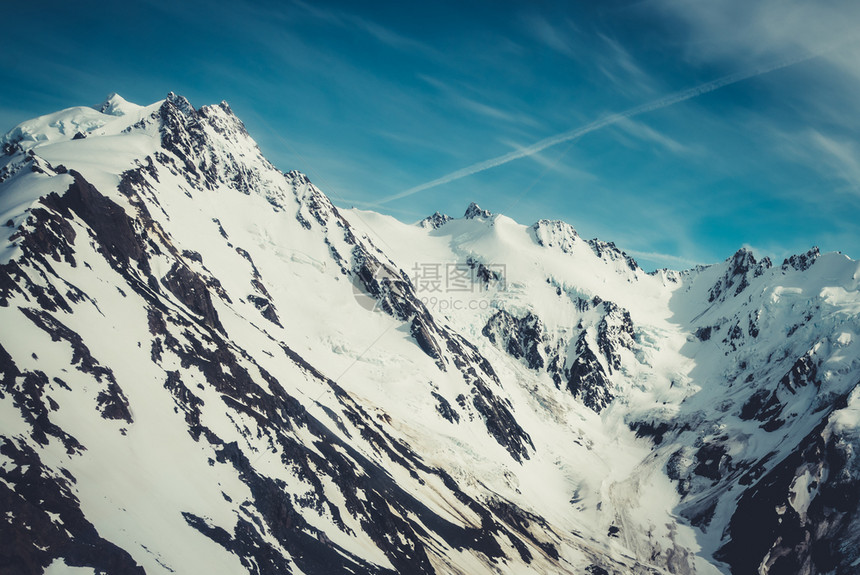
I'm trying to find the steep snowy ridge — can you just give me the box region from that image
[2,93,860,575]
[531,218,642,278]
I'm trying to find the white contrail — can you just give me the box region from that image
[375,49,826,206]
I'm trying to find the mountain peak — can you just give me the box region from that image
[464,202,492,219]
[218,100,234,115]
[419,211,452,229]
[729,246,757,268]
[165,91,195,116]
[783,246,820,271]
[532,219,579,254]
[97,93,140,117]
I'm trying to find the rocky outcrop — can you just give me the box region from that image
[0,438,145,575]
[531,219,578,255]
[482,310,545,370]
[740,349,821,431]
[464,202,492,219]
[585,238,639,271]
[783,247,820,272]
[161,261,224,332]
[596,301,634,373]
[566,334,614,412]
[718,392,860,574]
[708,248,772,302]
[483,299,631,413]
[419,211,452,229]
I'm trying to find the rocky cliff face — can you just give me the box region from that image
[2,93,860,575]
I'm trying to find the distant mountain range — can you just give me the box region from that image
[2,93,859,574]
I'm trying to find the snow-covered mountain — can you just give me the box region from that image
[2,93,859,575]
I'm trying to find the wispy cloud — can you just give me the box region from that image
[594,33,658,96]
[496,137,597,181]
[654,0,860,80]
[614,117,692,155]
[524,15,580,59]
[289,0,438,58]
[375,47,831,206]
[758,120,860,201]
[416,74,541,128]
[808,130,860,193]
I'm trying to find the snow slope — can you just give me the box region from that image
[2,93,860,575]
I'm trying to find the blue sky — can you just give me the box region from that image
[2,0,860,270]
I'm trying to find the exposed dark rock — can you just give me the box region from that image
[247,294,282,326]
[695,326,713,341]
[708,248,770,302]
[96,383,135,422]
[585,238,639,271]
[411,316,444,364]
[486,498,559,561]
[12,202,77,270]
[482,310,545,370]
[2,140,21,156]
[466,256,506,289]
[352,250,413,320]
[0,258,71,313]
[748,312,760,338]
[0,438,145,574]
[566,334,614,413]
[667,449,693,497]
[464,202,492,219]
[444,332,534,462]
[470,387,533,462]
[717,397,860,574]
[596,301,634,373]
[213,218,229,239]
[631,421,672,445]
[181,512,295,575]
[740,388,781,422]
[0,342,84,454]
[431,392,460,423]
[739,351,821,432]
[161,261,224,333]
[182,249,203,263]
[783,247,820,272]
[684,497,718,530]
[779,352,819,394]
[419,211,452,229]
[18,307,132,425]
[46,170,147,269]
[693,443,731,482]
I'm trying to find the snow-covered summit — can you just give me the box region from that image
[531,218,579,254]
[98,93,142,117]
[1,93,163,153]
